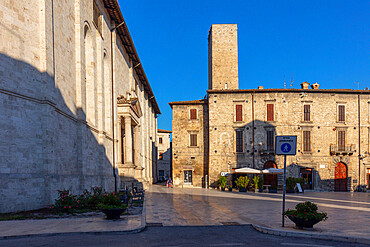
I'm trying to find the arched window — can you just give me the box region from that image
[103,51,111,134]
[84,23,96,125]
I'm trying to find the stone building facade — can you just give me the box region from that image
[157,129,172,182]
[170,24,370,191]
[0,0,159,213]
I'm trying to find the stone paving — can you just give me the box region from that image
[146,184,370,240]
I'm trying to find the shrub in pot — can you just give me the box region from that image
[252,176,263,192]
[284,201,328,228]
[218,176,227,191]
[236,176,249,192]
[98,192,127,219]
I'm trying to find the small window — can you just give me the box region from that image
[304,105,311,121]
[236,105,243,122]
[303,131,311,152]
[338,105,345,122]
[159,152,163,160]
[190,134,197,147]
[190,109,197,120]
[266,130,274,150]
[267,104,274,121]
[236,131,243,152]
[159,137,163,144]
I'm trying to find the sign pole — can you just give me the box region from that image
[282,154,287,227]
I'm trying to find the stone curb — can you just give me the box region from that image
[252,224,370,245]
[0,195,147,240]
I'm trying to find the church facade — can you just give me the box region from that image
[0,0,159,212]
[170,24,370,191]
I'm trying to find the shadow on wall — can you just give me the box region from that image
[0,53,117,212]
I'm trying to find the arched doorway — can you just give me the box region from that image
[263,161,277,187]
[335,162,348,191]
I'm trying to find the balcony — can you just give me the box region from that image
[330,144,356,155]
[259,147,275,155]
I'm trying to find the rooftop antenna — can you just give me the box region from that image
[290,72,294,88]
[284,75,286,89]
[355,81,359,90]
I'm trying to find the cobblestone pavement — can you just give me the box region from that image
[146,184,370,240]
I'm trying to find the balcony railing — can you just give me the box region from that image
[330,144,356,155]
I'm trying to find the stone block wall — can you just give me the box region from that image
[208,24,238,90]
[0,0,159,212]
[171,101,208,187]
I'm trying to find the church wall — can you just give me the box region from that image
[0,0,159,212]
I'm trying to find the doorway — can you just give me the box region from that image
[300,168,313,190]
[367,168,370,189]
[263,161,278,187]
[184,170,192,185]
[335,162,348,191]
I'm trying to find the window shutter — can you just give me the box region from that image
[267,131,274,150]
[190,134,197,147]
[267,104,274,121]
[236,131,243,152]
[304,105,310,121]
[338,105,345,122]
[190,109,197,120]
[303,131,311,152]
[236,105,243,122]
[338,131,345,151]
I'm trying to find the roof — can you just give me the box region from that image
[102,0,160,114]
[158,129,172,133]
[168,99,207,108]
[207,88,370,94]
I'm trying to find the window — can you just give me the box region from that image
[190,109,197,120]
[236,105,243,122]
[338,105,345,122]
[266,130,274,151]
[338,130,345,151]
[190,134,197,147]
[159,152,163,160]
[236,131,243,152]
[304,105,311,121]
[303,131,311,152]
[267,104,274,121]
[159,137,163,144]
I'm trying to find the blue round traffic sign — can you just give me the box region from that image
[281,143,291,153]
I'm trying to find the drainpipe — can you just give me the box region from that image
[358,94,361,186]
[252,90,255,169]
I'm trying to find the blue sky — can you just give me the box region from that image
[118,0,369,131]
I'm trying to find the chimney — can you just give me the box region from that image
[311,83,320,89]
[301,81,310,89]
[258,86,264,89]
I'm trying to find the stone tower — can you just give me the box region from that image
[208,24,239,90]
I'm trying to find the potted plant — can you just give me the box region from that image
[98,192,127,219]
[252,176,263,192]
[268,185,278,193]
[228,185,233,192]
[218,176,227,191]
[235,176,249,192]
[284,201,328,229]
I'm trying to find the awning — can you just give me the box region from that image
[234,167,262,174]
[261,168,284,174]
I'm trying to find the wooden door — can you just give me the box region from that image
[335,162,347,191]
[263,161,277,187]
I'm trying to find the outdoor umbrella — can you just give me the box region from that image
[261,168,284,174]
[234,167,262,174]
